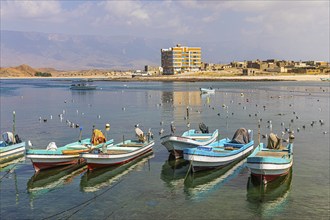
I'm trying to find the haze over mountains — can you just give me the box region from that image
[1,30,276,71]
[1,30,174,70]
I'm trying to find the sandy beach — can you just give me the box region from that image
[1,74,329,82]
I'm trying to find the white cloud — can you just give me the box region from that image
[1,0,62,20]
[101,1,150,24]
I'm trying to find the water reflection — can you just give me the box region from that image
[246,170,292,218]
[0,156,25,170]
[160,156,189,189]
[80,153,153,193]
[27,164,86,197]
[184,159,246,200]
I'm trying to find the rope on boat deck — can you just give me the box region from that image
[42,178,124,220]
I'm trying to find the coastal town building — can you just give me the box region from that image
[161,44,201,75]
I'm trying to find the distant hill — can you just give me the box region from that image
[0,30,173,70]
[0,64,35,77]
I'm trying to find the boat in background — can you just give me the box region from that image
[0,111,29,164]
[246,132,294,184]
[70,79,97,90]
[81,128,154,171]
[200,87,215,94]
[320,77,330,81]
[161,123,218,159]
[26,129,113,172]
[183,128,254,172]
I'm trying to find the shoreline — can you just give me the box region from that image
[0,74,329,82]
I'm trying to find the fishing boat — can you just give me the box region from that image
[0,112,28,163]
[161,123,218,159]
[26,129,113,172]
[81,128,154,171]
[200,87,215,94]
[70,79,97,90]
[246,132,293,184]
[183,128,254,172]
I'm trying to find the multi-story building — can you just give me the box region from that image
[161,44,201,75]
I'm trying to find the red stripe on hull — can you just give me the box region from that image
[32,158,85,172]
[87,149,152,171]
[251,170,290,184]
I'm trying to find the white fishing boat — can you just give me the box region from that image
[26,129,113,172]
[161,123,218,159]
[246,132,294,184]
[81,128,154,171]
[183,128,254,172]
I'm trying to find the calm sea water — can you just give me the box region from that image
[0,79,329,220]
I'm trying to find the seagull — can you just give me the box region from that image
[159,128,164,135]
[170,121,176,134]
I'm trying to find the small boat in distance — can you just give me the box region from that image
[183,128,254,172]
[246,132,294,184]
[81,127,154,171]
[161,123,218,159]
[200,87,215,94]
[70,79,97,90]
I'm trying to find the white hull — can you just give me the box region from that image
[246,161,293,176]
[161,135,217,152]
[82,144,153,165]
[0,142,26,162]
[184,145,253,169]
[26,154,79,163]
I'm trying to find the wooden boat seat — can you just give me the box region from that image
[256,151,288,157]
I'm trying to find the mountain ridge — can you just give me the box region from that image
[1,30,166,70]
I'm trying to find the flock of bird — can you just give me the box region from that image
[37,85,328,141]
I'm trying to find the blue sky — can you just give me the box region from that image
[1,0,329,62]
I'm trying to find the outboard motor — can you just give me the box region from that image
[199,122,209,134]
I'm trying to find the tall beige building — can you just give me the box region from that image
[161,44,201,75]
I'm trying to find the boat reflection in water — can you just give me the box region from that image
[184,159,246,200]
[80,152,154,193]
[27,163,86,198]
[0,156,25,171]
[160,156,189,189]
[246,169,292,218]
